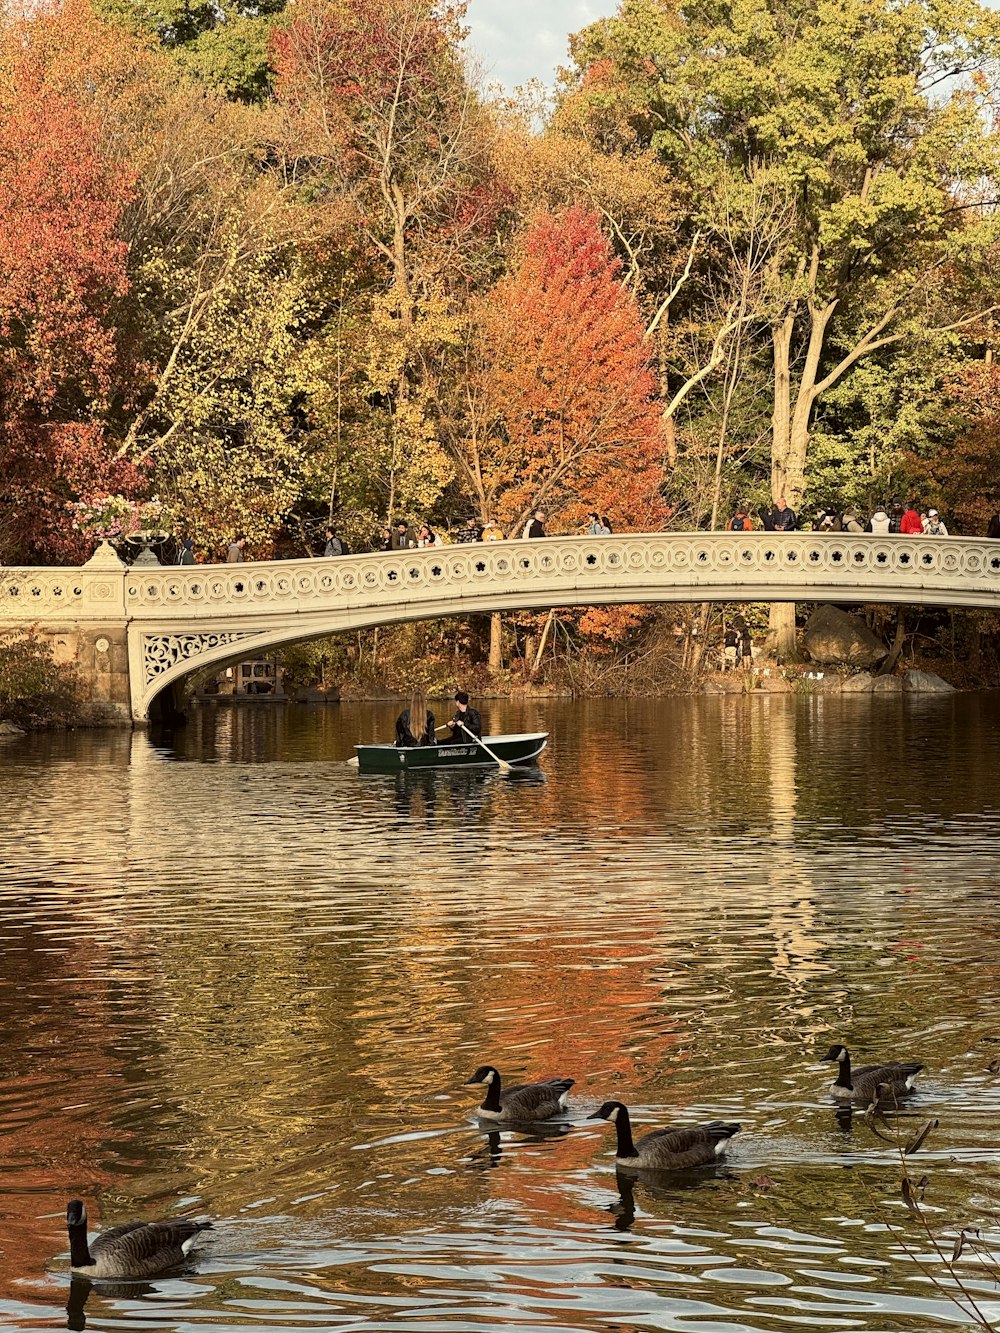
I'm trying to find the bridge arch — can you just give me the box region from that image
[123,533,1000,721]
[5,533,999,721]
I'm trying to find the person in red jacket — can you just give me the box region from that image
[900,500,924,535]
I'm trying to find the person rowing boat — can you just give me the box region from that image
[444,690,481,745]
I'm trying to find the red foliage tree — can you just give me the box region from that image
[925,364,1000,536]
[473,204,667,537]
[0,23,136,562]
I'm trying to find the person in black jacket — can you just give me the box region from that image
[395,690,436,747]
[456,518,482,543]
[444,690,482,744]
[762,498,797,532]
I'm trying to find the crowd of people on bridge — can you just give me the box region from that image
[220,509,611,562]
[727,497,965,536]
[163,497,1000,566]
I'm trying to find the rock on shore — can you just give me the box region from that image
[803,605,887,667]
[841,669,954,694]
[902,670,955,693]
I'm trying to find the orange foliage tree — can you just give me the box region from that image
[454,204,667,538]
[0,15,137,561]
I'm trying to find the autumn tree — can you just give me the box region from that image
[926,363,1000,533]
[0,14,137,561]
[93,0,286,102]
[449,205,666,534]
[22,0,336,555]
[566,0,1000,651]
[271,0,506,523]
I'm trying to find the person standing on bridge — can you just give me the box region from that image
[867,504,891,534]
[226,535,246,562]
[900,500,924,535]
[391,520,417,550]
[524,510,546,539]
[763,498,797,532]
[923,508,948,536]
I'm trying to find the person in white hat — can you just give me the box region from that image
[923,508,948,536]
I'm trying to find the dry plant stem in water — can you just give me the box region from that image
[861,1103,998,1331]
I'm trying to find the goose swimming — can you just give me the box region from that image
[588,1100,741,1169]
[463,1065,574,1121]
[66,1199,212,1279]
[819,1044,923,1104]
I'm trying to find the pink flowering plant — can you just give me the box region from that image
[68,495,172,542]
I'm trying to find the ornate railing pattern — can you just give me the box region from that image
[119,533,1000,615]
[5,533,1000,622]
[4,533,1000,719]
[0,567,124,621]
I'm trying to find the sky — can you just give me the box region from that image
[464,0,615,91]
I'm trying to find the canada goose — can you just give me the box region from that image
[66,1199,212,1279]
[588,1101,741,1169]
[819,1043,923,1103]
[463,1065,574,1120]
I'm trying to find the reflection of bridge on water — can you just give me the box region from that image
[4,532,1000,720]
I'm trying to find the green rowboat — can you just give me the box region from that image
[354,732,548,774]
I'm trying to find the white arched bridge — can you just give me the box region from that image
[4,531,1000,722]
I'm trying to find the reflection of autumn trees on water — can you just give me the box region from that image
[0,922,129,1293]
[2,698,1000,1257]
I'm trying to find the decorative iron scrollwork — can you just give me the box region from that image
[141,631,265,685]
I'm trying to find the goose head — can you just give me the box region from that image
[588,1100,626,1123]
[67,1200,87,1229]
[464,1066,498,1087]
[819,1044,849,1065]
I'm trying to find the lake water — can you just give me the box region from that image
[1,695,999,1333]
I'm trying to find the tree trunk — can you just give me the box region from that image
[530,611,556,677]
[768,315,799,659]
[686,603,714,675]
[488,612,502,673]
[877,608,906,676]
[770,314,794,500]
[968,614,982,677]
[657,324,678,469]
[769,603,798,661]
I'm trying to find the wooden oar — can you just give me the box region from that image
[458,721,514,775]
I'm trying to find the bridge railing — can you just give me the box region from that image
[4,532,1000,626]
[121,532,1000,618]
[0,564,127,623]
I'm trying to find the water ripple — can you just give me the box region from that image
[0,698,998,1331]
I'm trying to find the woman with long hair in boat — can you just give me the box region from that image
[395,689,436,747]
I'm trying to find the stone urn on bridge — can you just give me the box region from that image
[71,495,173,568]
